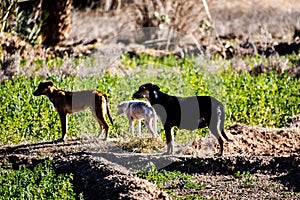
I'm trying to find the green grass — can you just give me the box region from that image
[0,160,76,199]
[0,55,299,145]
[223,70,299,127]
[234,171,259,187]
[175,195,207,200]
[136,163,203,190]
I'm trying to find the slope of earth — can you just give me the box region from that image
[0,122,299,199]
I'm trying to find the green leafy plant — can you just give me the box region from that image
[176,194,207,200]
[0,160,76,199]
[234,171,258,187]
[136,163,202,190]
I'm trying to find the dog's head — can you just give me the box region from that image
[116,101,128,115]
[33,81,54,96]
[132,83,160,101]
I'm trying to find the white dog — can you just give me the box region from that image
[117,100,159,138]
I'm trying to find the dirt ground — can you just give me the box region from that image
[1,119,299,199]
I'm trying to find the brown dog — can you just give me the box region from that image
[33,81,114,141]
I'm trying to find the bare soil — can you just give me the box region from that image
[1,121,299,199]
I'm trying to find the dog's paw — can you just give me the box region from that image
[214,153,223,157]
[161,151,170,156]
[153,136,163,142]
[58,137,67,143]
[54,139,63,144]
[164,150,175,156]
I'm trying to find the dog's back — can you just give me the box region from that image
[64,90,97,113]
[151,95,219,130]
[119,100,154,119]
[178,96,223,130]
[132,101,155,119]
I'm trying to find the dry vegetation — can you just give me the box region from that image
[70,0,300,42]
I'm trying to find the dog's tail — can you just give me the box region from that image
[219,106,232,142]
[221,129,232,142]
[104,94,114,125]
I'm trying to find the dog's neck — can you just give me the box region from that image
[122,102,130,112]
[149,90,167,104]
[46,86,64,103]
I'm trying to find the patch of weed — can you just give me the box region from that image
[234,171,259,187]
[136,163,203,190]
[0,160,75,199]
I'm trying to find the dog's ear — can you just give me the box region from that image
[152,84,160,91]
[40,81,53,86]
[42,81,53,87]
[47,81,54,86]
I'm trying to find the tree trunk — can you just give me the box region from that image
[41,0,72,46]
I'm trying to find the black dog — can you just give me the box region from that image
[133,83,231,156]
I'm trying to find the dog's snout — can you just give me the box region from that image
[132,92,139,99]
[33,90,39,96]
[116,108,122,115]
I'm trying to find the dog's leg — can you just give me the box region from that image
[97,126,104,137]
[218,105,232,142]
[151,115,162,141]
[217,137,224,156]
[153,115,158,136]
[164,125,174,155]
[59,112,67,141]
[209,126,224,156]
[98,119,109,140]
[103,124,110,140]
[144,115,153,136]
[93,108,110,140]
[97,119,109,140]
[146,115,160,139]
[91,110,103,138]
[137,119,142,136]
[208,105,227,156]
[219,114,233,143]
[128,117,135,136]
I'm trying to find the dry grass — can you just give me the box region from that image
[70,0,300,43]
[115,136,165,153]
[209,0,300,41]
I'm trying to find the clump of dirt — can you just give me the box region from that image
[174,117,300,158]
[55,154,169,200]
[285,114,300,128]
[225,123,300,156]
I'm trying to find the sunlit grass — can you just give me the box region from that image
[0,55,299,145]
